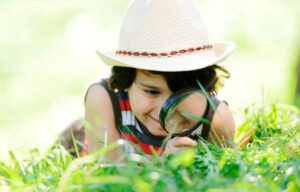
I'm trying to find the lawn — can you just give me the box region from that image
[0,101,299,191]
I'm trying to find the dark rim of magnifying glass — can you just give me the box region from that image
[159,88,210,137]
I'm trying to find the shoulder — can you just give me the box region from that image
[84,80,118,132]
[84,83,114,115]
[209,100,235,144]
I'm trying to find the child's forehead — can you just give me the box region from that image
[136,70,165,80]
[135,69,170,89]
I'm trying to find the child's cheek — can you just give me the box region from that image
[131,91,148,115]
[137,95,153,114]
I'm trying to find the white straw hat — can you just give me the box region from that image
[96,0,235,72]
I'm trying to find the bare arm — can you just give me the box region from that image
[208,102,235,147]
[84,84,121,159]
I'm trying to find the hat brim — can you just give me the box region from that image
[96,42,235,72]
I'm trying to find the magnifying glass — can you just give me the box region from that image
[159,88,209,139]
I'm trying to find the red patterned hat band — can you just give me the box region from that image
[116,44,213,57]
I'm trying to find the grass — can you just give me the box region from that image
[0,101,299,192]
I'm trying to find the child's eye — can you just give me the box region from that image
[144,90,160,95]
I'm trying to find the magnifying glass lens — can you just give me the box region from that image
[163,92,207,134]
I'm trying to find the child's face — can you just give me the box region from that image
[127,70,173,137]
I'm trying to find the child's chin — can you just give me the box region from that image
[153,128,168,137]
[147,124,167,137]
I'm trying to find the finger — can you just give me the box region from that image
[176,137,197,146]
[164,145,185,155]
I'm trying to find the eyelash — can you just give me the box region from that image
[144,90,160,95]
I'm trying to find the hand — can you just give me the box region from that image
[163,136,197,155]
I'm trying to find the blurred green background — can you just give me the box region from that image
[0,0,299,160]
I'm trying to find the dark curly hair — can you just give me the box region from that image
[109,65,230,93]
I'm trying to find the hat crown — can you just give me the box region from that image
[118,0,210,53]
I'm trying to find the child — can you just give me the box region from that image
[61,0,235,158]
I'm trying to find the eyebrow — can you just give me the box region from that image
[136,82,161,90]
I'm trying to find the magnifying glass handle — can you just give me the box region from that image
[169,134,197,142]
[188,134,201,142]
